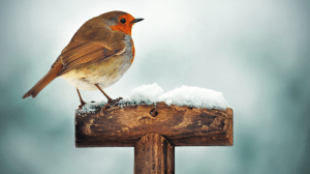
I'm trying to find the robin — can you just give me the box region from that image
[23,11,143,109]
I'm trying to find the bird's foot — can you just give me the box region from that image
[78,101,86,109]
[100,97,123,112]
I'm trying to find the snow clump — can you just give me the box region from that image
[77,83,230,114]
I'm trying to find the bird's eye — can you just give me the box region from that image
[120,18,126,24]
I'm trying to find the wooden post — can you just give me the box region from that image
[75,102,233,174]
[135,133,174,174]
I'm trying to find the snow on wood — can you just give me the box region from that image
[159,85,229,110]
[77,83,230,114]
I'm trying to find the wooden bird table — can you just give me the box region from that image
[75,102,233,174]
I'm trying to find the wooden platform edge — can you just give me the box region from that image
[75,102,233,147]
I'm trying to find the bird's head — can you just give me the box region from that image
[99,11,143,35]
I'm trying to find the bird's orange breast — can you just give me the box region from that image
[131,40,135,64]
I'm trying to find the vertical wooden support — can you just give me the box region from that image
[135,133,175,174]
[76,102,233,173]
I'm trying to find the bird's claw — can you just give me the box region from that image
[78,101,86,109]
[100,97,123,113]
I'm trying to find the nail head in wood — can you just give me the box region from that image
[150,108,158,117]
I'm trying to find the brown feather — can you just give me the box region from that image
[58,41,125,75]
[22,61,62,99]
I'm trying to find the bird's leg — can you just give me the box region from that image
[76,88,86,109]
[95,84,113,102]
[94,84,122,111]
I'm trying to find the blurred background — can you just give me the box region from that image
[1,0,309,173]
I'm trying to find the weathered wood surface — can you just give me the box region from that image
[135,133,174,174]
[75,102,233,147]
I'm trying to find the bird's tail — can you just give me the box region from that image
[23,61,62,99]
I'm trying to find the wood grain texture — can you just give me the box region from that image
[75,102,233,147]
[135,133,174,174]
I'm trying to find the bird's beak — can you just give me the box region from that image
[131,18,144,23]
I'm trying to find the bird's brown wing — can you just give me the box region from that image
[56,41,126,75]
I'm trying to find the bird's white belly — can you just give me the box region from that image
[61,53,132,91]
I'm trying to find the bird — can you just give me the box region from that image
[23,11,143,110]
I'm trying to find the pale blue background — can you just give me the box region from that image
[0,0,309,173]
